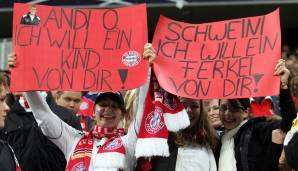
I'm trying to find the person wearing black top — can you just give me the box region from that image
[0,74,19,171]
[20,5,40,25]
[0,92,82,171]
[216,59,297,171]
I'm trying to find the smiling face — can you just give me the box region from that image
[219,99,248,130]
[94,97,123,128]
[206,99,223,128]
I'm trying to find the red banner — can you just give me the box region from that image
[11,3,148,92]
[152,9,281,99]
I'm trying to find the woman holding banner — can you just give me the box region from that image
[136,98,218,171]
[217,59,297,171]
[9,43,156,171]
[134,68,217,171]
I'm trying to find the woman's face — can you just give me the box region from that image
[219,99,248,130]
[207,99,223,128]
[94,98,123,128]
[180,98,201,128]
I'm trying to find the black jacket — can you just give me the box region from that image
[284,131,298,170]
[20,12,40,25]
[0,140,16,171]
[0,96,81,171]
[46,92,82,130]
[216,89,297,171]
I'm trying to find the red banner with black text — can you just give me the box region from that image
[11,3,148,92]
[152,9,281,99]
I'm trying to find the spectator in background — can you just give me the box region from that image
[54,91,82,114]
[0,72,15,108]
[204,99,224,136]
[46,91,82,130]
[217,59,296,171]
[0,72,21,171]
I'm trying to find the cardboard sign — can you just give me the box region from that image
[152,9,281,99]
[11,3,148,91]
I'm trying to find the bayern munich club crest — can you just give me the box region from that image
[145,106,165,134]
[103,138,122,151]
[71,161,86,171]
[122,51,141,67]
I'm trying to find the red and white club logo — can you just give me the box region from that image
[103,138,122,151]
[122,51,141,67]
[71,161,85,171]
[145,106,165,134]
[79,102,89,110]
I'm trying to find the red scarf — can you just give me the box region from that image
[66,126,125,171]
[135,73,189,158]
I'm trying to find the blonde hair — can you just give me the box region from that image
[174,100,217,150]
[30,5,37,10]
[123,89,137,132]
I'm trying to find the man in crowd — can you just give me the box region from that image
[54,91,82,114]
[48,91,95,131]
[47,91,82,130]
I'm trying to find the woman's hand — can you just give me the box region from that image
[274,59,290,89]
[143,43,156,64]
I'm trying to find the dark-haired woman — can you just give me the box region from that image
[217,59,296,171]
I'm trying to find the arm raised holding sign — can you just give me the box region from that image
[217,59,296,171]
[8,43,156,171]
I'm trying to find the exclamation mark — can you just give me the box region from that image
[118,69,128,89]
[253,73,264,93]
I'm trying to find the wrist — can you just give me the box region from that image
[281,80,288,89]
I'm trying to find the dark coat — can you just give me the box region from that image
[0,139,16,171]
[284,131,298,170]
[0,95,81,171]
[20,13,40,25]
[216,89,297,171]
[46,92,82,130]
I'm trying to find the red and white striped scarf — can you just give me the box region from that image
[66,126,125,171]
[135,73,190,158]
